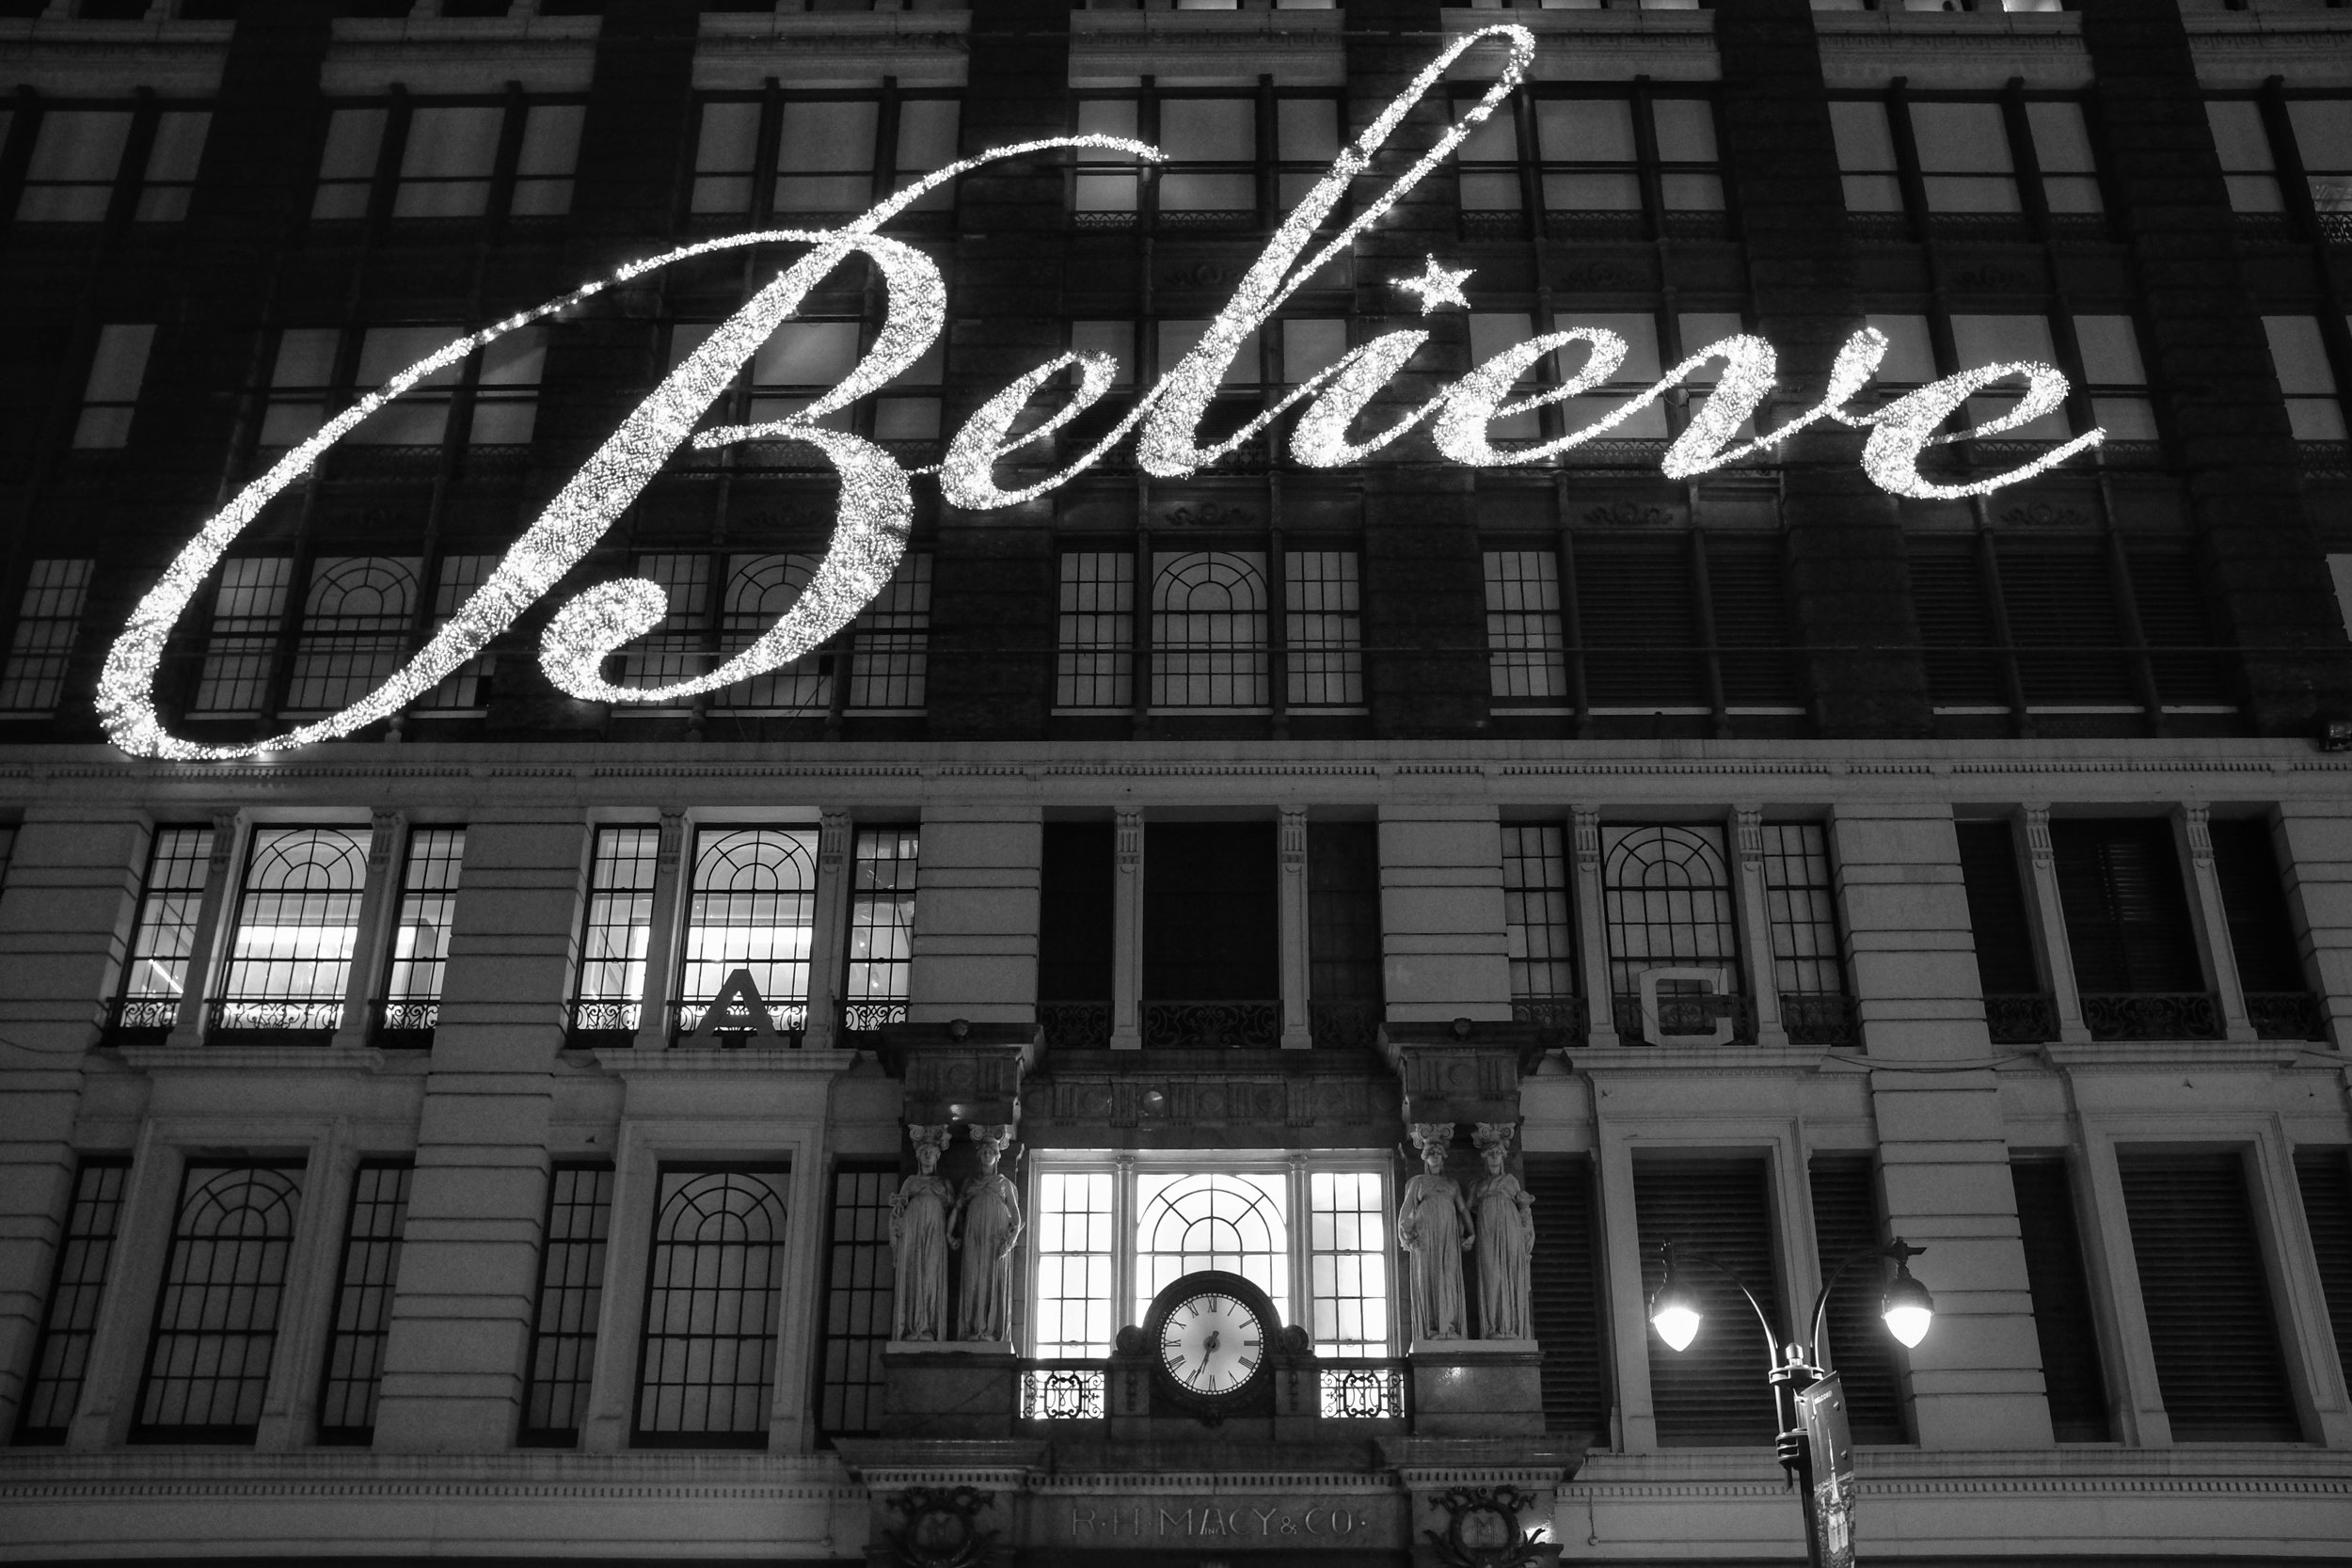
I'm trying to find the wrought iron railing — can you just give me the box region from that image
[1317,1362,1406,1421]
[1040,1000,1113,1051]
[371,999,437,1048]
[1925,212,2037,245]
[667,998,808,1047]
[2080,991,2221,1042]
[205,997,342,1039]
[1612,992,1757,1047]
[1156,207,1258,232]
[105,995,180,1042]
[1018,1364,1107,1421]
[564,998,640,1049]
[1308,999,1379,1052]
[2247,991,2328,1042]
[1983,993,2058,1046]
[840,999,908,1038]
[1458,209,1530,242]
[1510,995,1586,1047]
[1661,211,1734,244]
[1139,999,1280,1050]
[1781,992,1860,1049]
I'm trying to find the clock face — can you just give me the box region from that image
[1156,1289,1266,1397]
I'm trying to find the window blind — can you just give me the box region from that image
[2009,1157,2110,1442]
[1524,1152,1610,1441]
[1634,1157,1781,1446]
[1808,1156,1906,1444]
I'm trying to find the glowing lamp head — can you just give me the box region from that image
[1648,1267,1703,1353]
[1881,1263,1934,1350]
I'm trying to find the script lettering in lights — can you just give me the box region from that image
[98,24,2104,761]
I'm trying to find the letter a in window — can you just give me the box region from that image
[696,966,777,1043]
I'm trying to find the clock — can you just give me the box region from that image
[1138,1270,1281,1414]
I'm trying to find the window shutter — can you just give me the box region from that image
[1704,535,1802,708]
[2294,1148,2352,1403]
[1634,1157,1781,1445]
[2126,542,2230,708]
[1142,823,1279,1001]
[2009,1157,2110,1442]
[1039,824,1116,1004]
[2208,819,2307,994]
[1577,538,1706,709]
[1997,543,2135,706]
[1955,820,2042,995]
[1307,822,1382,1004]
[1808,1156,1907,1443]
[1907,536,2007,707]
[2116,1152,2301,1441]
[2051,820,2202,994]
[1524,1153,1610,1440]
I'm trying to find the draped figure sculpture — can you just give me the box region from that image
[1470,1122,1535,1340]
[1396,1123,1474,1342]
[890,1124,954,1342]
[950,1124,1025,1343]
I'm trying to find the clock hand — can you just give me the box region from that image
[1203,1329,1221,1354]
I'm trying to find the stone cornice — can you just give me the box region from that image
[1072,7,1343,87]
[2187,10,2352,90]
[694,8,970,90]
[0,18,232,96]
[1439,7,1716,84]
[117,1043,388,1077]
[1812,8,2088,91]
[322,15,602,95]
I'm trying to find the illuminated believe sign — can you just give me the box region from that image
[99,25,2103,760]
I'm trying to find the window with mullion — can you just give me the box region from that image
[16,100,214,225]
[519,1163,613,1448]
[679,828,817,1034]
[0,559,94,713]
[2208,92,2352,245]
[1832,90,2104,243]
[311,95,585,223]
[216,827,371,1033]
[1454,89,1725,242]
[134,1163,304,1444]
[381,827,465,1035]
[1761,823,1852,1045]
[1502,823,1577,1019]
[254,323,544,455]
[13,1157,131,1444]
[1602,824,1741,1042]
[632,1166,789,1449]
[691,89,961,222]
[673,315,941,449]
[568,826,660,1038]
[317,1161,412,1444]
[112,827,215,1035]
[843,828,918,1029]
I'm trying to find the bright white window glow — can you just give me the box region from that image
[1032,1170,1115,1359]
[1136,1171,1290,1320]
[1307,1170,1390,1358]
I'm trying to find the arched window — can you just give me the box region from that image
[219,827,370,1030]
[680,828,817,1031]
[286,556,420,711]
[712,554,830,712]
[633,1168,788,1447]
[1151,550,1268,708]
[1600,824,1739,1005]
[135,1163,303,1441]
[1133,1170,1288,1322]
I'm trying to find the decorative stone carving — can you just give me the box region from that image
[1470,1123,1534,1342]
[880,1486,999,1568]
[891,1125,954,1342]
[1422,1484,1549,1568]
[951,1124,1023,1343]
[1397,1123,1472,1343]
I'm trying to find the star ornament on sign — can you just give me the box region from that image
[1396,255,1474,314]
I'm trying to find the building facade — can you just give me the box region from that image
[4,0,2352,1563]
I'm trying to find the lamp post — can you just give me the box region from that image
[1645,1238,1933,1568]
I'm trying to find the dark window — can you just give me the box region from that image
[2010,1157,2110,1442]
[1707,536,1803,712]
[1308,822,1383,1016]
[2127,542,2230,709]
[2117,1151,2300,1442]
[2052,820,2202,995]
[134,1163,304,1443]
[1635,1157,1780,1446]
[317,1161,413,1443]
[2208,819,2307,994]
[519,1163,614,1447]
[1039,824,1115,1051]
[1808,1157,1906,1444]
[1143,823,1278,1001]
[1523,1153,1609,1440]
[816,1164,895,1444]
[2294,1148,2352,1404]
[1502,824,1577,1005]
[633,1166,789,1448]
[1908,537,2007,709]
[1998,544,2137,708]
[1578,539,1707,713]
[12,1157,130,1444]
[1956,821,2042,994]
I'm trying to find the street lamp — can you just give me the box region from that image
[1645,1237,1933,1568]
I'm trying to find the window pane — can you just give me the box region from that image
[20,109,132,222]
[395,104,501,218]
[117,826,215,1021]
[1651,99,1718,164]
[286,556,420,711]
[2206,102,2276,172]
[519,1164,613,1444]
[14,1159,131,1442]
[1502,824,1575,1003]
[512,103,584,215]
[1535,99,1636,164]
[848,553,931,711]
[219,827,370,1024]
[194,558,294,712]
[632,1169,788,1443]
[1134,1171,1288,1323]
[2026,101,2097,174]
[384,827,466,1011]
[1279,97,1339,162]
[0,558,93,710]
[1056,551,1134,710]
[1151,551,1269,708]
[1830,101,1898,174]
[1602,823,1739,1002]
[1307,1170,1390,1357]
[844,829,918,1013]
[693,101,760,214]
[1284,549,1362,707]
[2264,315,2338,396]
[683,828,817,1026]
[576,825,660,1020]
[316,1163,412,1440]
[1484,550,1566,702]
[1161,98,1254,162]
[314,105,387,220]
[896,99,961,172]
[135,1164,302,1440]
[1031,1171,1114,1357]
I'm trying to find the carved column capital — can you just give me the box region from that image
[2023,804,2054,865]
[657,807,686,858]
[818,808,851,867]
[1115,808,1142,871]
[1279,807,1308,870]
[367,810,402,871]
[1733,805,1764,865]
[1570,807,1599,869]
[2182,802,2214,865]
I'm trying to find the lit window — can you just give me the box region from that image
[134,1164,303,1443]
[470,324,546,445]
[844,828,918,1028]
[1152,551,1269,708]
[381,826,465,1036]
[72,324,154,449]
[1950,315,2070,439]
[2026,102,2103,214]
[285,557,421,712]
[1307,1170,1391,1359]
[1283,550,1362,708]
[1483,549,1567,704]
[113,826,214,1034]
[135,110,212,222]
[570,825,660,1038]
[710,554,829,712]
[13,1158,130,1444]
[0,559,94,712]
[1056,551,1135,711]
[192,557,294,714]
[1502,823,1576,1006]
[1912,101,2021,214]
[217,826,370,1032]
[2263,315,2345,441]
[690,91,961,218]
[317,1162,412,1444]
[397,105,504,219]
[312,99,584,222]
[1136,1171,1290,1321]
[2074,314,2155,442]
[1602,824,1740,1036]
[350,326,463,446]
[633,1167,789,1447]
[848,553,931,712]
[519,1164,614,1447]
[2208,101,2285,216]
[679,828,816,1031]
[1031,1170,1115,1358]
[18,109,132,222]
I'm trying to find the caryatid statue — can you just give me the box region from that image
[949,1123,1024,1344]
[889,1124,954,1342]
[1396,1122,1474,1342]
[1470,1122,1535,1341]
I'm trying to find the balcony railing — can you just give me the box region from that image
[1612,992,1758,1047]
[2247,991,2328,1042]
[2081,991,2221,1042]
[1308,999,1379,1052]
[564,998,640,1050]
[667,998,807,1048]
[104,995,180,1045]
[1510,995,1587,1047]
[1318,1361,1407,1421]
[839,999,908,1042]
[1041,1001,1113,1051]
[1781,992,1860,1049]
[1019,1365,1107,1421]
[371,999,437,1049]
[1984,993,2058,1046]
[1139,999,1280,1050]
[204,997,342,1043]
